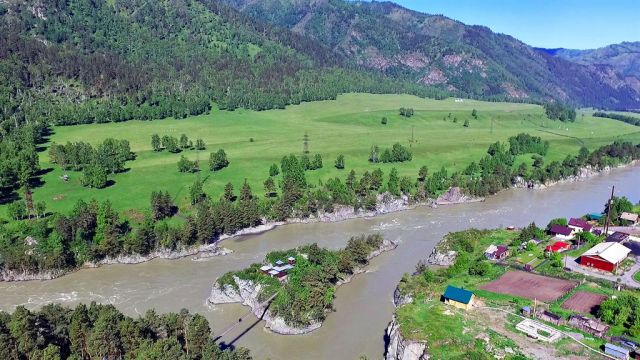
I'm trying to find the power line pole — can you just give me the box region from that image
[303,132,309,154]
[603,185,615,236]
[408,125,417,148]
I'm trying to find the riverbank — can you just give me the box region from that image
[0,244,233,282]
[3,159,637,283]
[208,238,399,335]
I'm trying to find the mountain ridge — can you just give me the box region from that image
[220,0,640,109]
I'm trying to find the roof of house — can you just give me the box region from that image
[545,241,570,252]
[275,260,284,265]
[623,241,640,256]
[549,225,573,236]
[260,265,272,271]
[620,212,639,222]
[568,218,592,231]
[606,231,630,243]
[541,310,562,321]
[605,343,630,355]
[443,285,474,304]
[268,270,279,276]
[588,213,603,220]
[287,256,295,261]
[484,244,498,254]
[495,245,509,257]
[582,242,632,264]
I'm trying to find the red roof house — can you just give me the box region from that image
[545,241,571,253]
[580,242,631,273]
[568,218,592,233]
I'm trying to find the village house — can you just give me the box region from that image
[607,231,631,243]
[548,225,575,240]
[545,241,571,254]
[620,212,639,226]
[568,315,609,338]
[568,218,593,233]
[537,310,563,326]
[484,244,509,261]
[580,242,632,273]
[442,285,475,310]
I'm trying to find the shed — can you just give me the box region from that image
[442,285,475,310]
[580,242,632,272]
[605,343,630,360]
[287,256,296,265]
[537,310,563,325]
[521,306,532,317]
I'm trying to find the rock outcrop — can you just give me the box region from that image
[435,187,484,205]
[426,248,457,267]
[385,316,428,360]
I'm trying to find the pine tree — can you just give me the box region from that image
[179,134,189,149]
[269,163,279,177]
[264,177,276,197]
[189,178,205,205]
[387,168,400,196]
[335,154,345,169]
[222,182,235,202]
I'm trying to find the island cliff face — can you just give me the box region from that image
[208,238,398,335]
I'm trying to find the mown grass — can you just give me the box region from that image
[8,93,640,218]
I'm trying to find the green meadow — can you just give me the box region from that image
[8,93,640,218]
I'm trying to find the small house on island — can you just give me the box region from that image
[604,343,630,360]
[549,225,574,240]
[484,245,509,261]
[260,259,296,279]
[568,218,593,233]
[442,285,475,310]
[580,242,632,273]
[545,241,571,254]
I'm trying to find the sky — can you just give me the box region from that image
[385,0,640,49]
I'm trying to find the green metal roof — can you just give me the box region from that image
[443,285,473,304]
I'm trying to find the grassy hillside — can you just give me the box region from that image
[7,93,639,218]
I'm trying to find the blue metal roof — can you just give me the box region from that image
[605,343,630,355]
[443,285,473,304]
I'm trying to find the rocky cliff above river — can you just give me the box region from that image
[385,316,428,360]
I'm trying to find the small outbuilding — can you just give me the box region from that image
[485,244,509,260]
[442,285,475,310]
[605,342,630,360]
[580,242,632,273]
[568,315,609,337]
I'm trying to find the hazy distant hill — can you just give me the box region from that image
[221,0,640,109]
[540,42,640,94]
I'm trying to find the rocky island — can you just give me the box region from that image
[208,234,398,335]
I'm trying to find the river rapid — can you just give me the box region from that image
[1,165,639,359]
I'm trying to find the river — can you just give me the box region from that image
[1,166,639,359]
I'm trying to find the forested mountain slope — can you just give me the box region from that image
[0,0,444,128]
[540,42,640,94]
[221,0,640,110]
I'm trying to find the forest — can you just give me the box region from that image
[0,0,447,131]
[0,303,252,360]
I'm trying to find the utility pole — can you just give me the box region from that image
[490,118,494,134]
[603,185,615,236]
[303,132,309,154]
[408,125,417,148]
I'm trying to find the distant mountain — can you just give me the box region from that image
[539,42,640,94]
[220,0,640,109]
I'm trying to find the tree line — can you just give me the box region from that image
[593,112,640,127]
[49,139,135,188]
[0,303,252,360]
[369,143,412,163]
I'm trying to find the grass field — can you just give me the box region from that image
[6,93,640,218]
